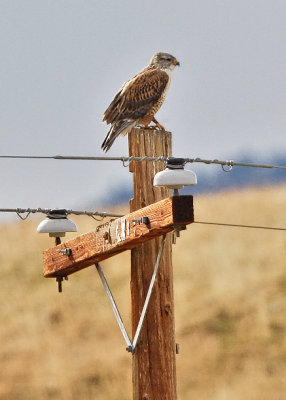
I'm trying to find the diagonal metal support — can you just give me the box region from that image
[132,234,166,351]
[95,234,166,353]
[95,262,132,350]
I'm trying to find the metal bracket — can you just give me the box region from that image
[132,216,150,226]
[95,234,166,353]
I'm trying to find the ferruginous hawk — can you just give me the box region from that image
[101,52,180,152]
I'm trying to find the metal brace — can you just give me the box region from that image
[95,233,166,353]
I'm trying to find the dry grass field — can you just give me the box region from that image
[1,184,286,399]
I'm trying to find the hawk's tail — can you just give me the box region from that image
[101,120,136,152]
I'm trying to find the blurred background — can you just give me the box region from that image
[0,0,286,217]
[0,1,286,399]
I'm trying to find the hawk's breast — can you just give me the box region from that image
[138,70,172,125]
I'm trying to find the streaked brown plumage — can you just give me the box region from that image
[101,52,180,152]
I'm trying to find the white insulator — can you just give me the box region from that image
[37,217,78,237]
[153,168,197,189]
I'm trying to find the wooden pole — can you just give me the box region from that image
[129,128,177,400]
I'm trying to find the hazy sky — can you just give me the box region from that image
[0,0,285,220]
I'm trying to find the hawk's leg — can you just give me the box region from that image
[152,117,165,131]
[137,118,165,131]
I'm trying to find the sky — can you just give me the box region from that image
[0,0,285,221]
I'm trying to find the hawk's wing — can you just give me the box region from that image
[103,68,169,124]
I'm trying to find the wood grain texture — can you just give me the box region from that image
[129,127,177,400]
[42,195,193,278]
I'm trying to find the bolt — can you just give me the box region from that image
[56,248,72,256]
[176,343,180,354]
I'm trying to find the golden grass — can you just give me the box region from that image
[1,185,286,399]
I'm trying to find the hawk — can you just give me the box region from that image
[101,52,180,152]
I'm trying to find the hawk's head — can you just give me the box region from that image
[149,52,180,70]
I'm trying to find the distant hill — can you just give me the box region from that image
[188,151,286,195]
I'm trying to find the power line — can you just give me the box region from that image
[0,154,286,170]
[186,157,286,171]
[1,208,285,231]
[194,221,286,231]
[0,208,124,221]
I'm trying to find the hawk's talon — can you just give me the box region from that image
[136,123,165,131]
[138,124,157,130]
[154,123,165,131]
[152,117,165,131]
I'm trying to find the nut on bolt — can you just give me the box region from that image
[56,248,72,256]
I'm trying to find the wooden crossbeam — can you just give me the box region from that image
[43,195,194,278]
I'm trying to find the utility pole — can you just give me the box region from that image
[42,127,194,399]
[129,128,177,400]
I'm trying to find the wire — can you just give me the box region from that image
[194,221,286,231]
[0,208,124,219]
[1,207,285,231]
[186,158,286,171]
[0,154,286,170]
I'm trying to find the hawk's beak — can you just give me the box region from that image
[173,60,180,66]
